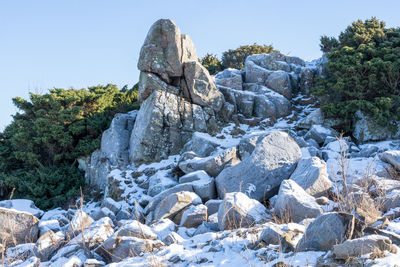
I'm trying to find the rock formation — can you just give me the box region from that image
[129,19,224,164]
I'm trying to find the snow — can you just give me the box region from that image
[0,199,44,217]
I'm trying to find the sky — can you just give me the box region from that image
[1,0,400,129]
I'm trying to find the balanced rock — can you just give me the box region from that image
[216,131,301,202]
[130,19,224,164]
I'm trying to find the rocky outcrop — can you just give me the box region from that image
[130,19,224,164]
[216,131,301,202]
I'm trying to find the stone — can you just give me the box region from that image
[297,212,355,251]
[265,70,292,99]
[380,150,400,171]
[259,223,285,245]
[182,132,220,157]
[216,131,301,202]
[353,110,400,143]
[153,191,202,222]
[67,217,114,250]
[0,208,39,247]
[6,243,35,263]
[333,235,392,259]
[179,171,217,201]
[38,220,61,236]
[193,222,219,236]
[115,220,157,240]
[274,180,323,223]
[67,210,94,234]
[304,124,336,145]
[184,61,224,111]
[297,109,324,129]
[147,170,178,197]
[382,189,400,213]
[0,199,43,218]
[299,67,315,95]
[163,232,184,245]
[289,157,332,197]
[215,68,243,91]
[179,204,207,228]
[218,192,270,231]
[205,199,222,215]
[138,19,196,83]
[179,147,240,177]
[237,133,266,160]
[101,198,122,214]
[34,230,64,261]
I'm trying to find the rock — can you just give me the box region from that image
[153,191,202,222]
[34,230,64,261]
[215,68,243,91]
[183,132,220,157]
[304,124,336,145]
[265,70,292,99]
[218,192,270,231]
[382,189,400,213]
[115,220,157,240]
[147,170,178,197]
[205,199,222,215]
[315,196,329,205]
[86,150,112,191]
[38,220,61,236]
[380,150,400,171]
[163,232,184,245]
[179,147,240,177]
[90,207,115,221]
[353,110,400,143]
[300,67,316,95]
[297,212,355,251]
[0,199,43,218]
[0,208,39,247]
[96,236,163,263]
[130,19,224,165]
[259,223,285,245]
[84,259,106,267]
[216,131,301,202]
[274,180,323,223]
[333,235,392,259]
[193,222,219,235]
[180,204,207,228]
[150,219,177,241]
[10,256,40,267]
[179,171,217,201]
[183,61,224,111]
[138,19,196,83]
[67,210,94,236]
[289,157,332,197]
[100,112,137,166]
[6,243,35,263]
[237,133,266,160]
[68,217,114,250]
[298,109,324,129]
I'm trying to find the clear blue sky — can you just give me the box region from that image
[1,0,400,129]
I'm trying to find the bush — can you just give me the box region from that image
[201,53,222,75]
[221,43,276,70]
[0,84,139,209]
[312,18,400,133]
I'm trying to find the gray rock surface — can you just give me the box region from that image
[333,235,392,259]
[304,124,336,145]
[274,180,323,223]
[0,208,39,247]
[218,192,270,230]
[380,150,400,171]
[216,131,301,202]
[290,157,332,197]
[214,68,243,91]
[179,204,207,228]
[297,212,355,251]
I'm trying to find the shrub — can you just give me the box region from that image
[312,18,400,133]
[221,43,276,70]
[0,84,139,209]
[201,53,222,75]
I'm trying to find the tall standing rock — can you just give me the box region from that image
[130,19,224,164]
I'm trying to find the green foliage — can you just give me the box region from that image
[201,53,222,75]
[0,84,139,209]
[312,18,400,133]
[221,43,276,70]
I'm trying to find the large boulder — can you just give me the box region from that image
[0,208,39,247]
[215,68,243,91]
[0,199,43,218]
[353,110,400,143]
[289,157,332,197]
[218,192,270,231]
[380,150,400,171]
[274,180,323,223]
[216,131,301,202]
[265,70,292,99]
[297,212,355,251]
[130,19,224,165]
[333,235,393,259]
[137,19,197,83]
